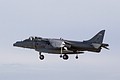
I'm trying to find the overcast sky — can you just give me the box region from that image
[0,0,120,80]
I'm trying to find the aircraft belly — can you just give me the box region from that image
[35,41,100,53]
[36,47,73,54]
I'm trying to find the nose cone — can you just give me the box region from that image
[13,41,24,47]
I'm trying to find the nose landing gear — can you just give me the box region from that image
[39,52,44,60]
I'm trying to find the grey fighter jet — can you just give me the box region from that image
[13,30,109,60]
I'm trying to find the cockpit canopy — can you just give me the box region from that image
[23,36,42,42]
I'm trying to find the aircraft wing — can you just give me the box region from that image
[48,39,72,48]
[35,37,84,54]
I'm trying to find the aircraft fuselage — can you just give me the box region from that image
[13,30,109,60]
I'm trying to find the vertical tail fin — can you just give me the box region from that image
[87,30,105,44]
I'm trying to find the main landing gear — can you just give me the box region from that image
[60,54,79,60]
[60,54,69,60]
[39,52,44,60]
[63,54,69,60]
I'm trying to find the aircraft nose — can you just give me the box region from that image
[13,41,23,47]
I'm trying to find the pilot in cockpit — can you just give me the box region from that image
[29,37,34,41]
[24,36,42,42]
[23,37,34,42]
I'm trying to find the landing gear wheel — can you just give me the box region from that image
[39,55,44,60]
[60,55,63,58]
[75,55,78,59]
[63,54,69,60]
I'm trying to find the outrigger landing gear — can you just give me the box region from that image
[39,52,44,60]
[73,51,79,59]
[75,54,79,59]
[60,55,63,58]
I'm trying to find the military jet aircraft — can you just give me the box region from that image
[13,30,109,60]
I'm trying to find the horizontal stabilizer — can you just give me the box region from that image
[92,43,101,49]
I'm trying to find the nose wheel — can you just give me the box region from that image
[39,55,44,60]
[39,52,44,60]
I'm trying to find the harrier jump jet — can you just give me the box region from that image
[13,30,109,60]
